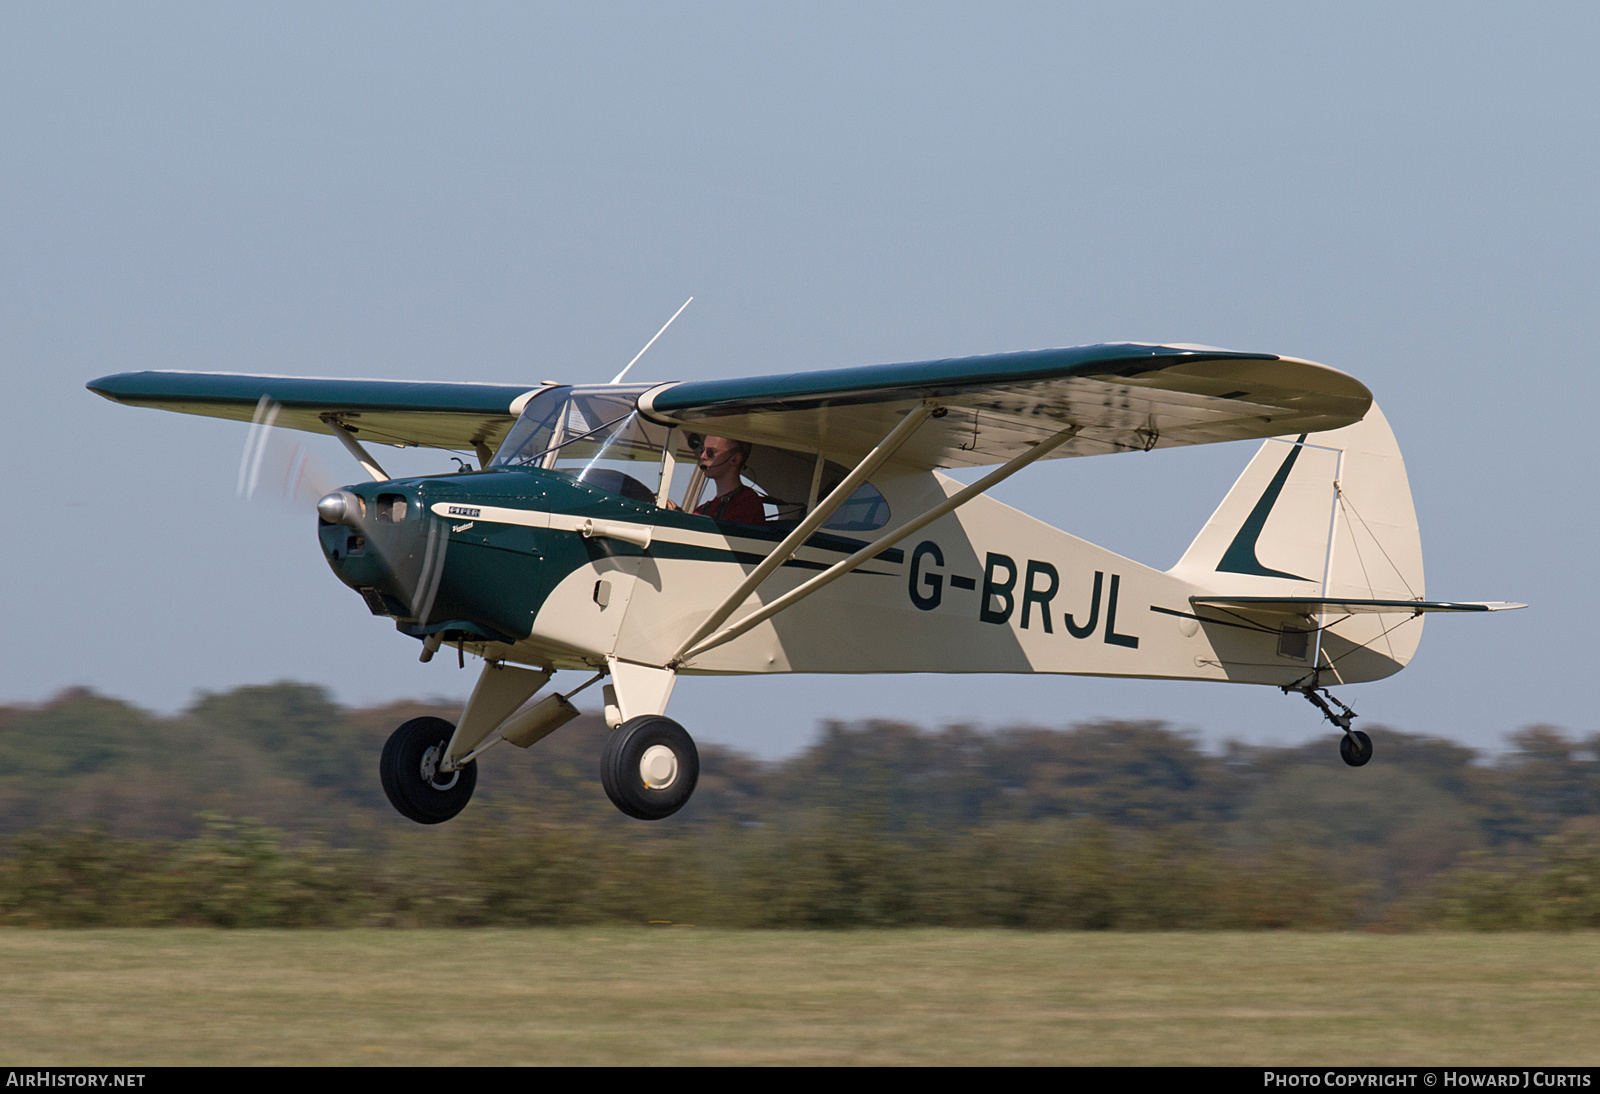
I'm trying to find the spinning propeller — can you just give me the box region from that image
[229,298,694,639]
[236,397,451,628]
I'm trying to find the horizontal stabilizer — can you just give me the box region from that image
[1192,596,1526,615]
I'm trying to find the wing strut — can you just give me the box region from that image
[672,421,1083,668]
[668,402,937,664]
[321,415,390,482]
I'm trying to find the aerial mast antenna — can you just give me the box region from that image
[609,297,693,384]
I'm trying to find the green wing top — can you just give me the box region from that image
[641,342,1372,468]
[87,371,546,453]
[90,342,1372,469]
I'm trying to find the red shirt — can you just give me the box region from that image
[696,485,766,525]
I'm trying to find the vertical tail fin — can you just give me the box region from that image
[1171,402,1425,606]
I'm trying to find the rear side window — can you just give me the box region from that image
[823,482,890,532]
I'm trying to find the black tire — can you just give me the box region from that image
[600,715,699,820]
[380,716,478,823]
[1339,729,1374,768]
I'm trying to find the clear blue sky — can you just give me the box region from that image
[3,2,1592,758]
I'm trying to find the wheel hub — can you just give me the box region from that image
[639,744,678,790]
[420,744,460,791]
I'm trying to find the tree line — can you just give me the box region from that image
[0,684,1595,928]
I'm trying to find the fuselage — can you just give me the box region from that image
[318,462,1412,688]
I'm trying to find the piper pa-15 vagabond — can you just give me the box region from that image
[90,340,1521,822]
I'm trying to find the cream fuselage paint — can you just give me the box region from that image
[510,464,1409,687]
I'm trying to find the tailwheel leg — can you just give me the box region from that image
[1283,681,1372,767]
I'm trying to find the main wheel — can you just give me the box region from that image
[1339,729,1374,768]
[380,716,478,823]
[600,715,699,820]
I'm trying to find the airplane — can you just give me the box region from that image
[88,339,1522,823]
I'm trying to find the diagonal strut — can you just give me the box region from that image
[673,422,1082,667]
[668,402,936,664]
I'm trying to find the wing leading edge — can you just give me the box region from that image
[639,343,1373,469]
[87,371,545,453]
[89,342,1372,470]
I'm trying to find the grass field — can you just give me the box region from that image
[1,930,1597,1066]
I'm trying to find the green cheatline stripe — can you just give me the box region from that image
[456,529,894,577]
[590,509,907,565]
[644,538,893,576]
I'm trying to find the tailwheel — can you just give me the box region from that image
[600,715,699,820]
[1285,682,1372,767]
[380,716,478,824]
[1339,730,1374,768]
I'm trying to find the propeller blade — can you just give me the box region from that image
[237,399,339,508]
[241,400,451,625]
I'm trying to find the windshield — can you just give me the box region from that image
[490,385,890,530]
[490,386,672,504]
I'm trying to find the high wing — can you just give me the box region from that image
[87,371,547,454]
[89,343,1371,470]
[639,343,1373,469]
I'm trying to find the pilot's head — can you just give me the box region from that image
[699,436,751,475]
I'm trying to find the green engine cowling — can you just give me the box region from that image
[316,466,663,649]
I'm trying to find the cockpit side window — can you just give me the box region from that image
[699,446,890,532]
[819,479,890,532]
[493,395,891,529]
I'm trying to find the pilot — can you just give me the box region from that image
[667,436,766,524]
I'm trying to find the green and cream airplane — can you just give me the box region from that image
[90,342,1520,822]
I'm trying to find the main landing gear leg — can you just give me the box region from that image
[1284,682,1372,767]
